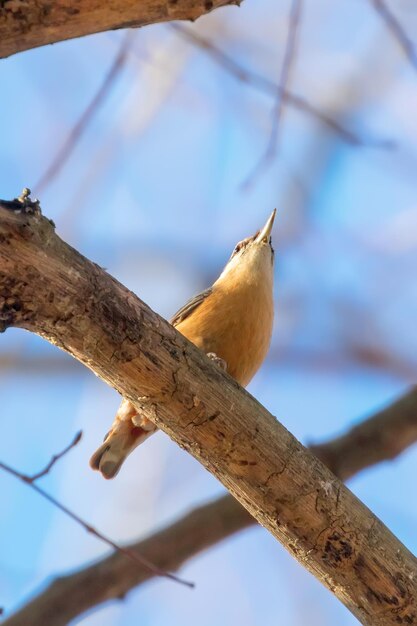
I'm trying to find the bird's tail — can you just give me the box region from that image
[90,418,155,480]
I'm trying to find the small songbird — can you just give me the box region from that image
[90,209,276,479]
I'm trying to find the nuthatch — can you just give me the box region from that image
[90,209,276,479]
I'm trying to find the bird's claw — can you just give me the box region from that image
[206,352,227,372]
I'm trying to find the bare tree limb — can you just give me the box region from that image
[0,453,192,588]
[243,0,303,187]
[370,0,417,72]
[5,387,417,626]
[310,387,417,481]
[1,197,417,625]
[4,496,250,626]
[171,24,394,148]
[34,33,134,196]
[268,0,302,157]
[0,0,240,59]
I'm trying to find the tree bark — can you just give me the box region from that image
[0,0,239,59]
[1,201,417,625]
[4,388,417,626]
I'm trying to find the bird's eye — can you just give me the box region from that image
[232,236,253,257]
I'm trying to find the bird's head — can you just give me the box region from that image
[217,209,276,285]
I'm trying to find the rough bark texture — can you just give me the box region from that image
[0,0,239,59]
[1,203,417,625]
[5,388,417,626]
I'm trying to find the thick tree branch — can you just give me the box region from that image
[1,199,417,625]
[310,388,417,481]
[0,0,239,59]
[5,388,417,626]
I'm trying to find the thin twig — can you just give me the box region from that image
[269,0,303,158]
[370,0,417,72]
[243,0,303,188]
[34,32,134,196]
[0,449,193,589]
[25,431,83,482]
[171,24,393,149]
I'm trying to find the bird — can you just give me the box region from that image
[90,209,276,479]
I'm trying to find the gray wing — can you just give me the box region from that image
[170,288,212,326]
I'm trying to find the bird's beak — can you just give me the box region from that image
[255,209,277,244]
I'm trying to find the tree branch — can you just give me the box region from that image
[310,388,417,481]
[0,457,192,588]
[172,24,394,149]
[34,33,134,196]
[370,0,417,73]
[5,387,417,626]
[0,428,192,588]
[0,0,239,59]
[1,197,416,625]
[26,430,82,482]
[243,0,303,187]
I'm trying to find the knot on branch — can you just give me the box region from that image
[0,188,41,216]
[0,188,51,333]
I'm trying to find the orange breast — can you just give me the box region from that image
[175,282,274,387]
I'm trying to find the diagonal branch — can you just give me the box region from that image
[34,33,134,196]
[0,458,192,588]
[0,195,416,625]
[5,387,417,626]
[26,431,83,482]
[171,24,393,148]
[310,387,417,480]
[0,0,240,59]
[0,429,192,588]
[370,0,417,72]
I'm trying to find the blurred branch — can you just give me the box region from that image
[0,352,84,373]
[243,0,303,187]
[0,0,239,59]
[34,33,134,196]
[269,0,302,158]
[0,441,191,588]
[2,342,415,382]
[370,0,417,71]
[309,387,417,480]
[1,197,417,625]
[171,24,393,148]
[269,344,417,384]
[5,496,251,626]
[5,387,417,626]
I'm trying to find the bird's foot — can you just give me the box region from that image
[206,352,227,371]
[90,419,153,479]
